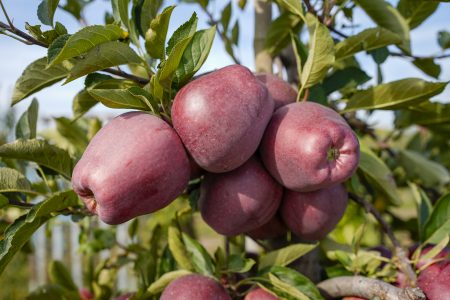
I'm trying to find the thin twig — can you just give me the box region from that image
[203,9,240,64]
[7,198,35,208]
[349,192,418,286]
[0,21,150,84]
[317,276,425,300]
[390,51,450,60]
[0,0,13,28]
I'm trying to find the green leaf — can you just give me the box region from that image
[438,31,450,50]
[145,6,175,59]
[335,27,402,60]
[0,167,33,194]
[259,243,317,271]
[25,22,68,45]
[72,90,98,119]
[0,190,79,276]
[424,194,450,244]
[54,117,89,152]
[38,0,60,26]
[344,78,448,112]
[49,260,78,291]
[182,233,215,276]
[226,254,255,273]
[173,26,216,86]
[278,0,304,18]
[396,101,450,127]
[268,273,309,300]
[323,67,371,95]
[408,183,433,241]
[117,0,130,28]
[358,143,399,204]
[167,222,194,271]
[0,194,8,209]
[66,41,142,83]
[265,266,324,300]
[61,0,90,21]
[157,35,194,89]
[0,139,74,179]
[167,13,198,55]
[412,58,441,79]
[47,25,127,67]
[221,2,232,32]
[146,270,192,295]
[265,13,302,56]
[231,21,239,45]
[398,149,450,187]
[397,0,439,29]
[12,57,70,105]
[300,13,334,91]
[136,0,163,36]
[16,98,39,140]
[290,33,303,82]
[88,87,154,111]
[355,0,411,53]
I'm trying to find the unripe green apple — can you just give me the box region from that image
[260,102,359,192]
[199,157,283,236]
[256,73,297,109]
[72,112,190,225]
[172,65,274,173]
[280,184,348,241]
[160,274,232,300]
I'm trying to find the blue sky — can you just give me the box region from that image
[0,0,449,128]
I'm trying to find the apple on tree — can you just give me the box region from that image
[172,64,274,173]
[72,112,190,225]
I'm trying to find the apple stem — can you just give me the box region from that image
[327,147,340,161]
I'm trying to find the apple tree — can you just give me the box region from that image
[0,0,449,299]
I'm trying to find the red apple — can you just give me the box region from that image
[79,288,93,300]
[260,102,359,192]
[160,274,232,300]
[246,213,287,240]
[256,73,297,109]
[280,184,348,241]
[245,288,279,299]
[199,157,283,236]
[417,260,450,300]
[72,112,190,225]
[172,64,274,173]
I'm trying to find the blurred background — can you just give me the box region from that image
[0,0,449,299]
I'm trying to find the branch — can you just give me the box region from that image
[0,21,150,84]
[7,198,35,208]
[202,7,240,64]
[349,192,417,286]
[317,276,426,300]
[390,51,450,60]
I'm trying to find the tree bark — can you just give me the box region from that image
[253,0,272,73]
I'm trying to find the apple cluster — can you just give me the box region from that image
[72,64,360,242]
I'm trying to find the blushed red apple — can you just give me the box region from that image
[260,102,359,192]
[72,112,190,225]
[280,184,348,241]
[199,157,283,236]
[160,274,232,300]
[246,213,287,240]
[256,73,297,109]
[172,65,274,173]
[417,260,450,300]
[245,288,279,300]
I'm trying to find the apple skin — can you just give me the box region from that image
[260,102,359,192]
[72,112,190,225]
[245,288,279,300]
[417,260,450,300]
[280,184,348,241]
[160,274,232,300]
[246,213,287,240]
[410,244,450,269]
[79,288,93,300]
[256,73,297,109]
[172,64,274,173]
[199,157,283,236]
